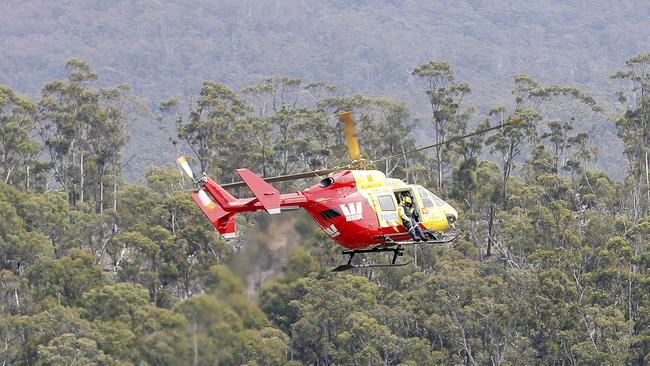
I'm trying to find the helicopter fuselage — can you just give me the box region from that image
[195,169,457,250]
[299,169,456,249]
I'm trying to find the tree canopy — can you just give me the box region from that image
[1,54,650,364]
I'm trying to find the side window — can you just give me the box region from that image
[417,187,435,208]
[377,195,396,211]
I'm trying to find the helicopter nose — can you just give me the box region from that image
[445,206,458,226]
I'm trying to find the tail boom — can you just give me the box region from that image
[202,178,308,212]
[193,172,309,239]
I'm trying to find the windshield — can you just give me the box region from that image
[417,186,447,207]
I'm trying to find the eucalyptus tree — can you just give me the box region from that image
[0,183,51,270]
[171,81,248,181]
[485,75,541,207]
[241,77,340,178]
[0,86,41,190]
[38,60,130,210]
[611,53,650,216]
[89,85,131,213]
[412,61,472,192]
[528,84,602,174]
[38,59,97,206]
[241,77,304,116]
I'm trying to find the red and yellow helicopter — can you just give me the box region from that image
[178,112,516,271]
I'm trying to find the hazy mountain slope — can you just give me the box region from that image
[1,0,649,178]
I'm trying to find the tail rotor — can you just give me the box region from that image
[176,156,238,239]
[176,156,197,184]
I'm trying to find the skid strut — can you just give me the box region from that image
[331,234,458,272]
[332,245,407,272]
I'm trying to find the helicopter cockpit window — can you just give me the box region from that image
[319,177,335,187]
[417,187,435,208]
[418,186,446,207]
[377,195,396,211]
[430,193,446,206]
[319,208,342,220]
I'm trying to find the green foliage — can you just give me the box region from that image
[27,249,106,306]
[4,305,96,365]
[0,183,52,270]
[281,247,319,280]
[413,61,473,192]
[3,53,650,365]
[205,264,244,296]
[0,85,42,190]
[81,283,150,324]
[38,60,130,211]
[36,334,116,366]
[172,293,288,365]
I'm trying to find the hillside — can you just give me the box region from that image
[2,5,650,361]
[2,0,649,179]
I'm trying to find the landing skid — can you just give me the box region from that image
[332,260,412,272]
[382,236,457,246]
[332,245,408,272]
[380,230,458,243]
[331,234,458,272]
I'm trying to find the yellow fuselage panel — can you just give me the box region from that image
[412,191,449,232]
[351,170,388,190]
[354,172,452,233]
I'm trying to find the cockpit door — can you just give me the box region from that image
[370,192,400,228]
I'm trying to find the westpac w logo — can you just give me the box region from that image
[340,202,363,222]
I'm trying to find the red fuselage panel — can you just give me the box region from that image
[300,171,381,249]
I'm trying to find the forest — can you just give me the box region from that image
[1,53,650,365]
[3,0,650,180]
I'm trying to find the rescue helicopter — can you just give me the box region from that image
[177,112,518,271]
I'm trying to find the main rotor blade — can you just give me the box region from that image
[372,120,520,165]
[219,119,520,189]
[339,111,361,161]
[220,167,339,189]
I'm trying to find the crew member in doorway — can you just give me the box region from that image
[398,196,428,242]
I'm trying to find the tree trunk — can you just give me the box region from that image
[487,204,494,257]
[70,141,76,207]
[152,261,159,306]
[502,140,514,209]
[414,245,418,267]
[80,152,84,203]
[436,146,443,192]
[4,166,13,184]
[646,150,649,212]
[13,288,20,315]
[401,143,410,182]
[113,166,118,212]
[99,177,104,214]
[192,323,199,366]
[502,166,508,209]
